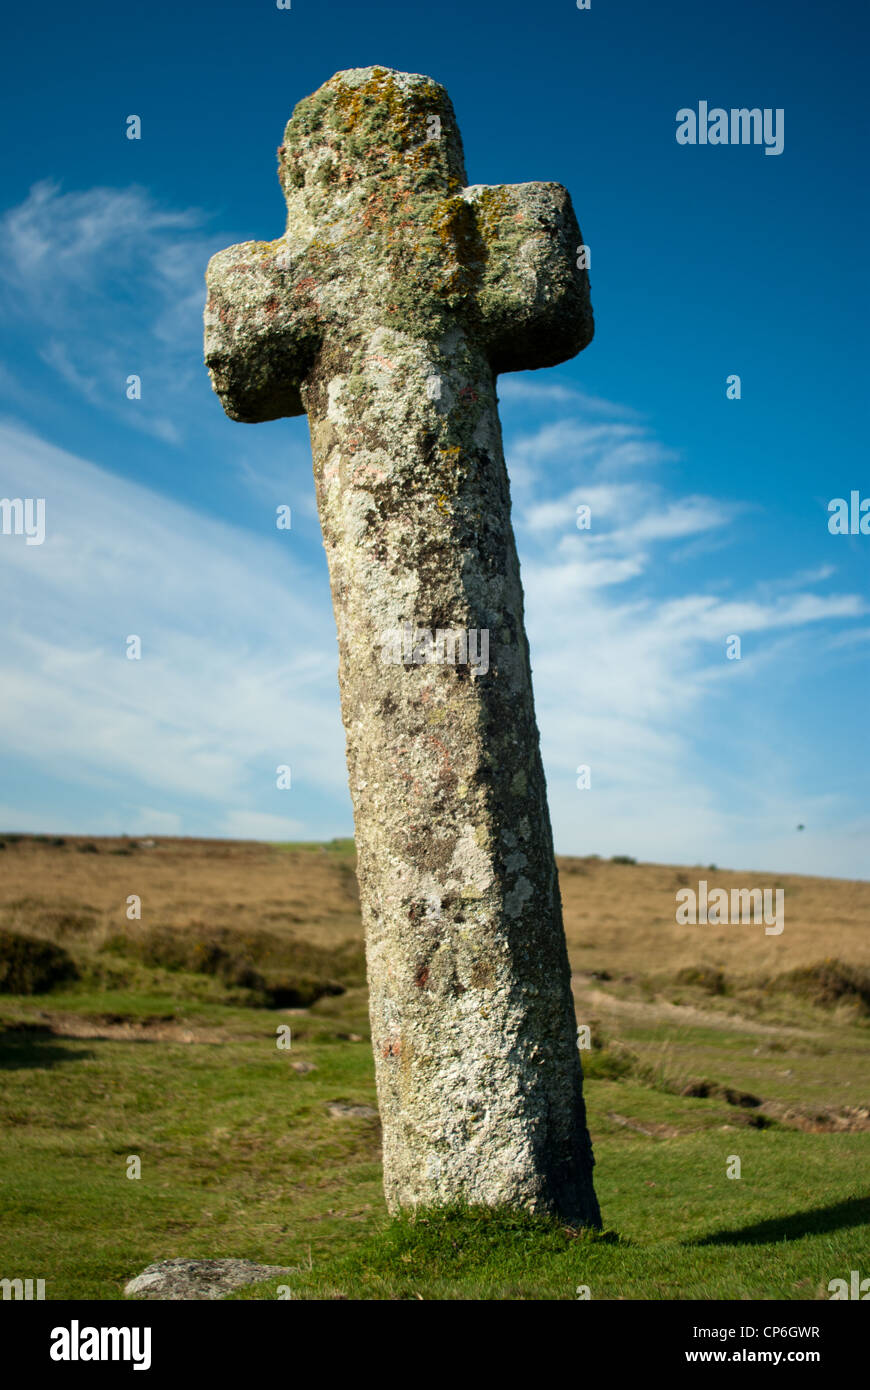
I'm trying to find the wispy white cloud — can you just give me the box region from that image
[510,419,679,475]
[498,376,640,417]
[0,420,348,833]
[826,625,870,649]
[0,181,223,444]
[39,339,182,444]
[505,425,867,876]
[2,181,199,278]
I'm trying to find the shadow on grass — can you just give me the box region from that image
[689,1196,870,1247]
[0,1025,94,1069]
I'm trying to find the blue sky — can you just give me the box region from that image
[1,0,867,876]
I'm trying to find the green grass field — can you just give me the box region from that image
[0,836,867,1300]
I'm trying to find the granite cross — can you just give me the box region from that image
[204,65,600,1225]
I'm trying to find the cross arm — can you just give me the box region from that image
[204,238,324,422]
[464,182,593,374]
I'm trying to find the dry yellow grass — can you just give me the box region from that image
[0,836,360,950]
[0,835,866,983]
[558,855,870,978]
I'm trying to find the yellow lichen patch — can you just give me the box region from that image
[473,823,493,854]
[474,186,512,243]
[329,67,394,133]
[430,196,480,271]
[329,68,431,152]
[248,239,284,262]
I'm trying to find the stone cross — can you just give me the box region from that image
[204,66,600,1227]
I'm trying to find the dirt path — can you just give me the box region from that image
[572,978,825,1040]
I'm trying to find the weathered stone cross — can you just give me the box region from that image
[204,66,600,1226]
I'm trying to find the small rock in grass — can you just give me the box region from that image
[124,1258,294,1301]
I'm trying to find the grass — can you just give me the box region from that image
[232,1153,869,1301]
[2,996,866,1301]
[0,834,867,1300]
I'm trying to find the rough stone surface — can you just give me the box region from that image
[124,1258,294,1301]
[327,1101,379,1119]
[204,66,600,1226]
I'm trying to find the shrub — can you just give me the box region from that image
[0,929,79,994]
[674,965,728,995]
[679,1078,761,1108]
[769,960,870,1016]
[100,924,365,1007]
